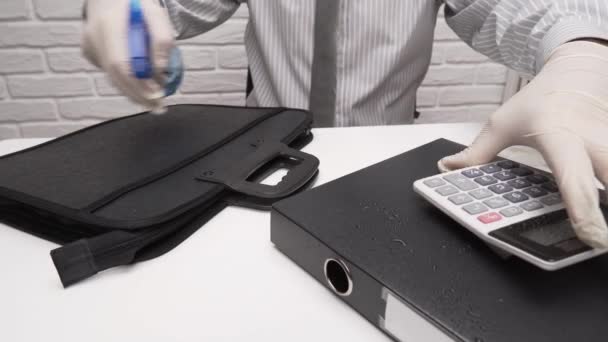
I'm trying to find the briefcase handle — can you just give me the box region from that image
[197,141,319,201]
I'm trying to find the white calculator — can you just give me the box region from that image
[413,159,608,270]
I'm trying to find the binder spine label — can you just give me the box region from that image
[380,289,452,342]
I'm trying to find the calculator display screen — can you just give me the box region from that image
[489,209,598,262]
[519,225,577,248]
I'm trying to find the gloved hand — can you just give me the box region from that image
[82,0,175,110]
[438,40,608,248]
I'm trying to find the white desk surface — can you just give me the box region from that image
[0,123,551,342]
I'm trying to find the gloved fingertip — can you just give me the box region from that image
[438,151,467,171]
[437,157,452,173]
[573,211,608,249]
[580,230,608,249]
[140,79,164,99]
[147,90,165,101]
[150,105,168,115]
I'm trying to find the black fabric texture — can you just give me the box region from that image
[0,105,274,210]
[0,104,318,287]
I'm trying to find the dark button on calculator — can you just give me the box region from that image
[507,178,532,189]
[474,175,498,186]
[504,192,529,203]
[541,182,559,193]
[521,200,543,211]
[522,187,548,198]
[497,160,519,169]
[494,170,516,181]
[526,174,550,184]
[489,183,513,194]
[511,167,533,176]
[480,164,502,173]
[540,193,562,206]
[461,169,484,178]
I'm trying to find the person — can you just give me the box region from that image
[82,0,608,248]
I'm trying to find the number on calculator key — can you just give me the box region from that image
[489,183,513,194]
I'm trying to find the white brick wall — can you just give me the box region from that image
[416,11,508,124]
[0,1,508,139]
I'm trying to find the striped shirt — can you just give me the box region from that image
[164,0,608,127]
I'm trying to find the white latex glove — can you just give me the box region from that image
[438,40,608,248]
[82,0,175,110]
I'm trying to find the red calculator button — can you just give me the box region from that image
[478,212,502,224]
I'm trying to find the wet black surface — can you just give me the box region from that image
[274,139,608,342]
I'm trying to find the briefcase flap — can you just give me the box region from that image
[0,104,318,230]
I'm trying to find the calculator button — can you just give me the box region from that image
[478,212,502,224]
[503,192,529,203]
[474,175,498,186]
[541,181,559,193]
[443,174,479,191]
[500,206,523,217]
[436,185,459,196]
[488,183,513,194]
[494,170,516,181]
[448,193,473,205]
[540,194,562,206]
[469,188,493,200]
[423,178,446,188]
[521,200,544,211]
[463,203,488,215]
[480,164,502,173]
[461,169,484,178]
[497,161,519,169]
[507,178,532,189]
[522,187,548,198]
[483,197,510,209]
[511,167,533,176]
[526,174,550,184]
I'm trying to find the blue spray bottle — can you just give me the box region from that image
[129,0,183,99]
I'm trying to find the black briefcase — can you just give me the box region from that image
[271,138,608,342]
[0,104,319,287]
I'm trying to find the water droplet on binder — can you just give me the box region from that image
[392,239,407,247]
[467,308,481,318]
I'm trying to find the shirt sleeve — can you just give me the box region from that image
[443,0,608,77]
[163,0,242,39]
